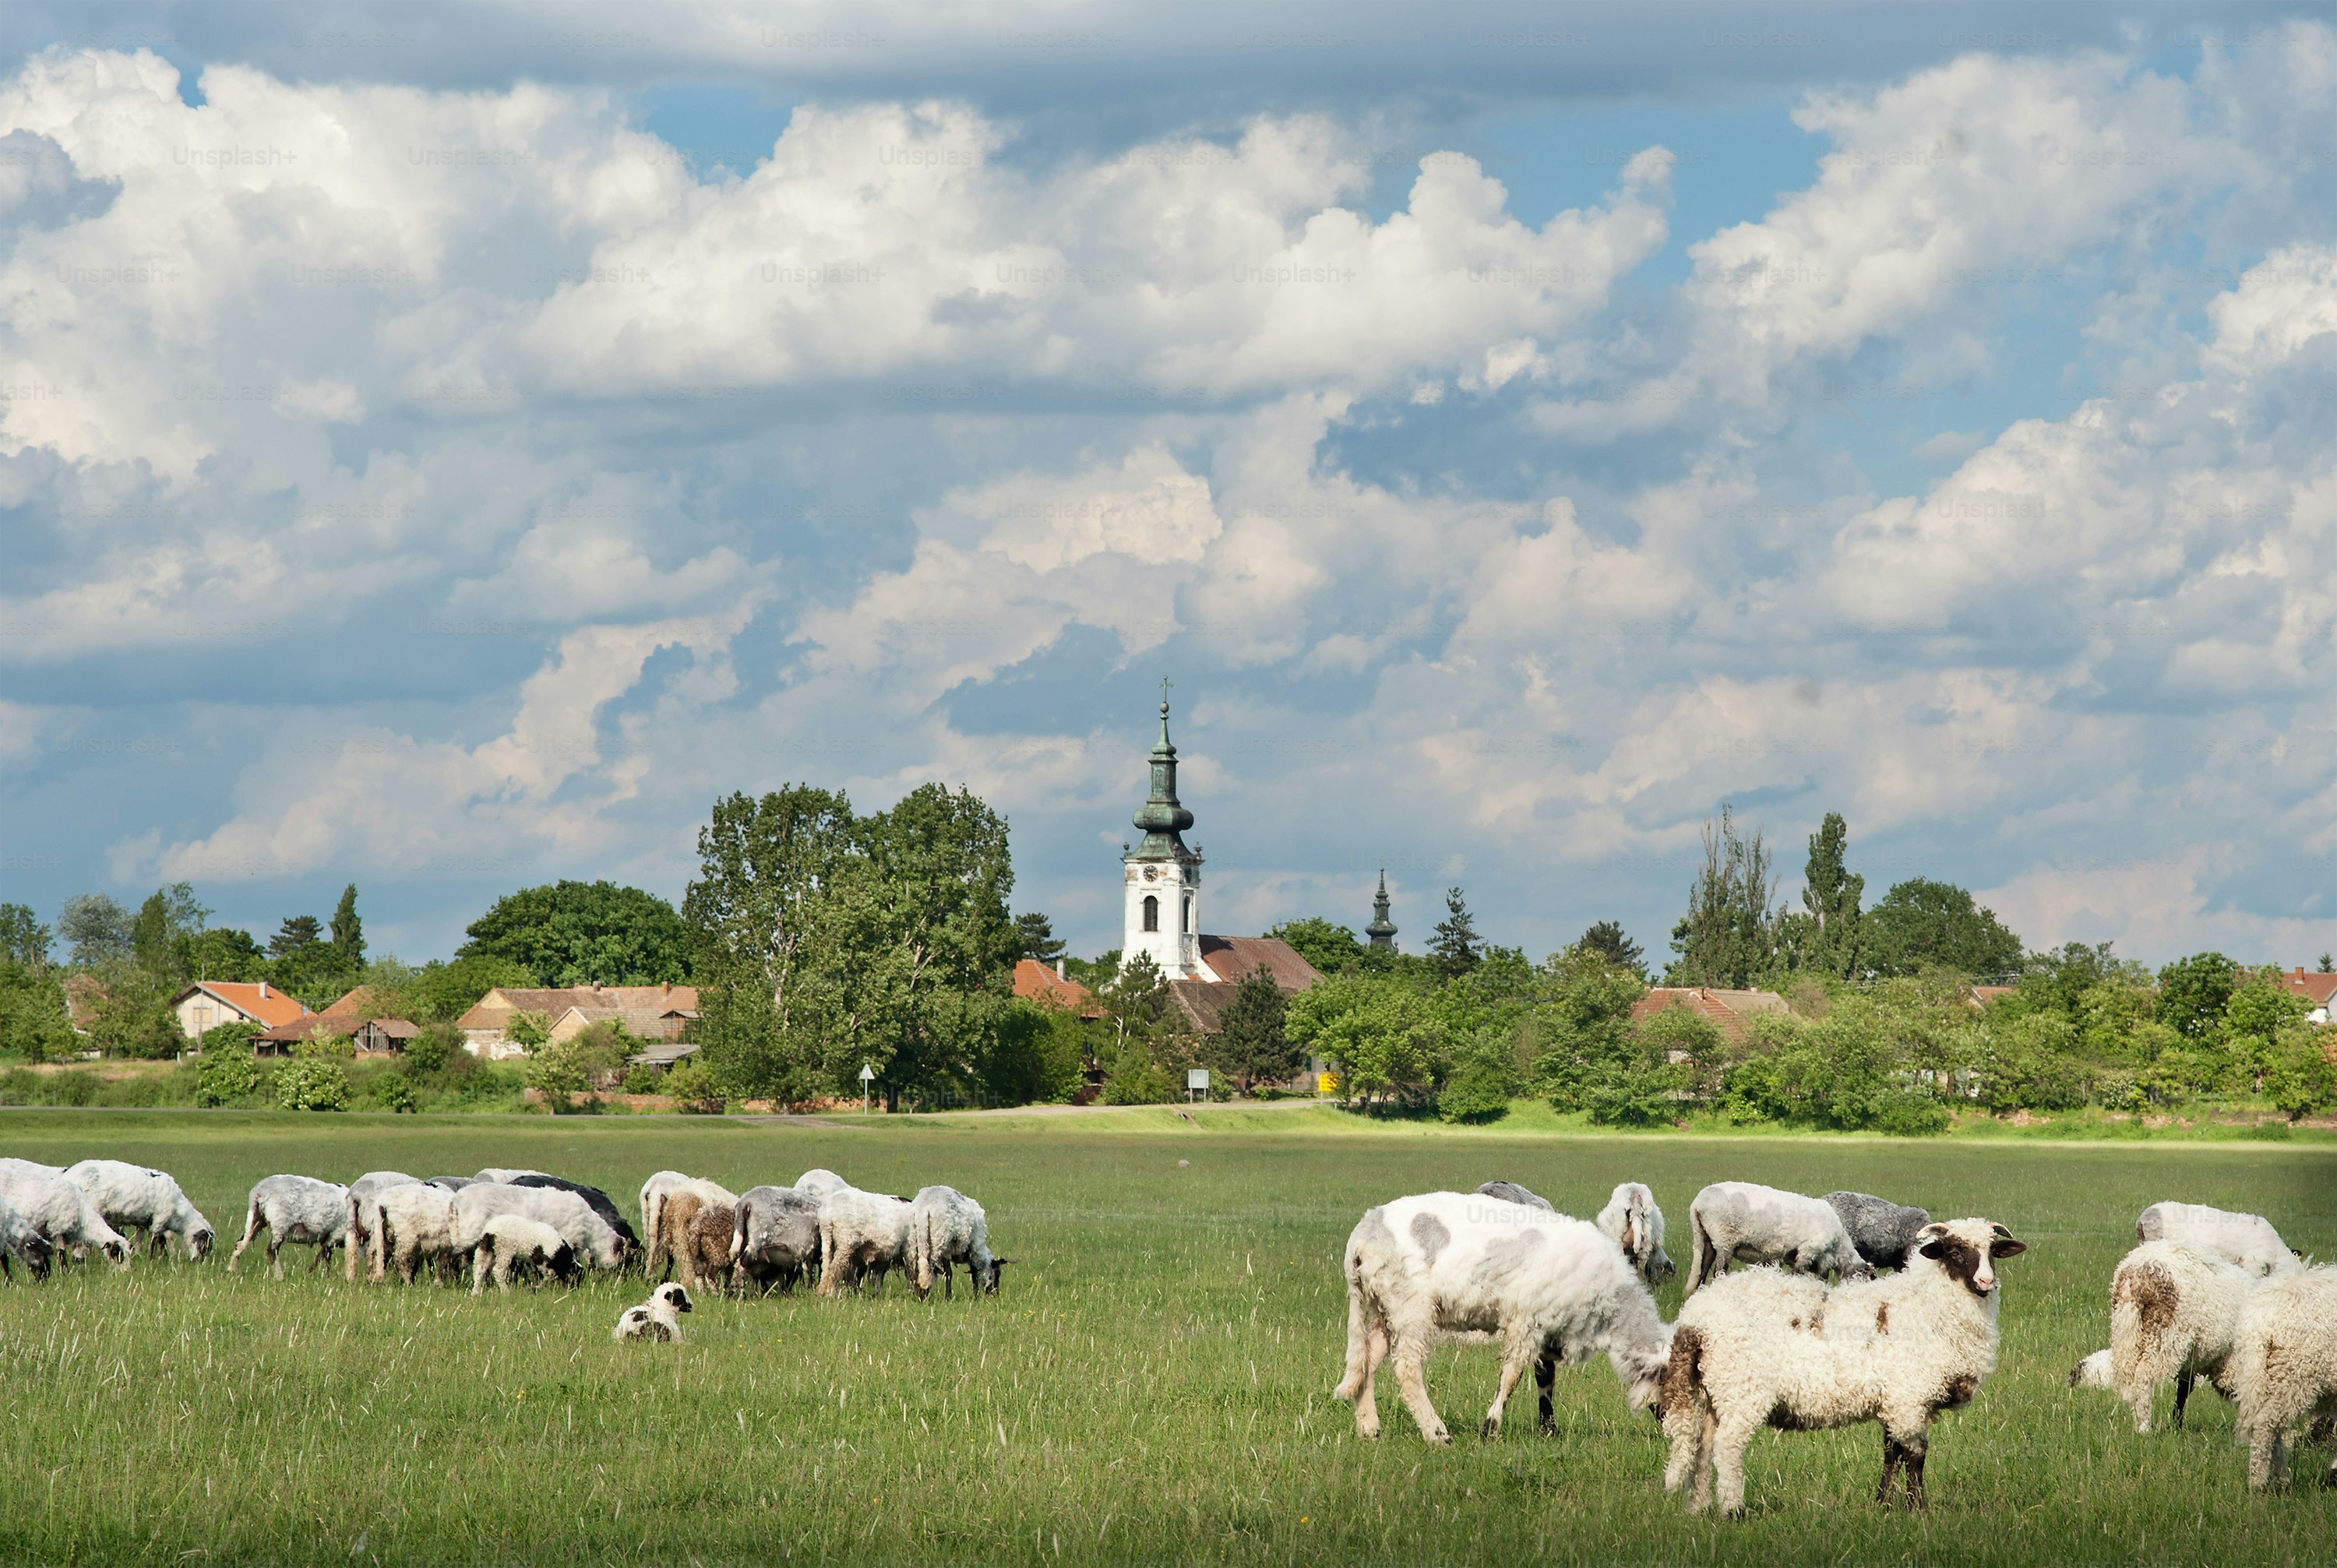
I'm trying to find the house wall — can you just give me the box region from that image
[174,992,248,1040]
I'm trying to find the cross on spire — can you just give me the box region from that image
[1159,675,1173,707]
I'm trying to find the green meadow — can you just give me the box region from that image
[1,1107,2330,1566]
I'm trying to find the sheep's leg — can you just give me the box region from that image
[1710,1413,1758,1517]
[266,1235,284,1279]
[1390,1334,1449,1445]
[2248,1419,2286,1489]
[308,1240,333,1275]
[470,1245,489,1296]
[1687,1405,1719,1513]
[1535,1348,1557,1434]
[1482,1331,1537,1439]
[1352,1320,1390,1439]
[1662,1399,1707,1498]
[1334,1275,1371,1402]
[227,1211,262,1274]
[2172,1370,2194,1430]
[1877,1432,1905,1506]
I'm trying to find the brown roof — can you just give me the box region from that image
[173,981,311,1030]
[456,983,698,1031]
[1013,959,1101,1016]
[2279,968,2337,1006]
[1197,936,1323,991]
[254,988,419,1044]
[550,1005,696,1041]
[1629,987,1787,1047]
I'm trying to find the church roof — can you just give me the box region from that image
[1126,692,1197,861]
[1197,935,1323,990]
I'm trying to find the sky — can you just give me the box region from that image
[2,1,2332,972]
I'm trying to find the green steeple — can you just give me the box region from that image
[1126,688,1195,862]
[1365,865,1398,948]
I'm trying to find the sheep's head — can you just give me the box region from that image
[101,1235,132,1270]
[975,1257,1015,1295]
[653,1281,693,1313]
[1616,1341,1670,1417]
[186,1226,216,1262]
[1916,1220,2025,1298]
[16,1232,54,1280]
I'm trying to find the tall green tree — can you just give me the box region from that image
[1264,917,1366,974]
[1782,812,1863,978]
[328,885,365,971]
[459,879,693,986]
[1575,920,1644,977]
[1094,951,1179,1102]
[270,914,323,959]
[1013,912,1067,965]
[2,904,55,970]
[1666,805,1780,988]
[58,893,134,968]
[1429,888,1482,979]
[1863,879,2023,979]
[132,883,209,980]
[683,785,855,1104]
[2154,952,2238,1040]
[412,953,539,1022]
[1209,966,1297,1094]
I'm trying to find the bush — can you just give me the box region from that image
[274,1056,350,1112]
[1873,1089,1951,1136]
[1584,1062,1686,1127]
[403,1024,456,1077]
[662,1058,724,1114]
[196,1046,266,1107]
[1101,1056,1176,1105]
[2265,1030,2337,1121]
[376,1071,418,1114]
[620,1065,663,1095]
[1436,1028,1516,1122]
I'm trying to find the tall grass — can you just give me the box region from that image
[1,1110,2329,1564]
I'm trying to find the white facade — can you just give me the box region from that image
[1123,855,1206,980]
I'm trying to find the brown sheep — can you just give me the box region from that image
[659,1192,706,1287]
[686,1201,738,1297]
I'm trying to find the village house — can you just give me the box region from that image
[1628,985,1789,1047]
[456,982,698,1060]
[2279,966,2336,1026]
[251,987,421,1056]
[1013,957,1102,1017]
[169,980,311,1041]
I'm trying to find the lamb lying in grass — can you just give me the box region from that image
[615,1282,694,1342]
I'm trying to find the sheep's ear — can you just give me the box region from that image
[1990,1239,2025,1259]
[1919,1239,1951,1260]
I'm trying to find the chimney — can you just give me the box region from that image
[1056,959,1066,981]
[259,981,269,999]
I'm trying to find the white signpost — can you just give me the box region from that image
[1186,1067,1209,1104]
[860,1062,876,1114]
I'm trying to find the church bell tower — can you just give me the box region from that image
[1122,684,1205,981]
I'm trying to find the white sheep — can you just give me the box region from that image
[0,1164,132,1271]
[1685,1181,1873,1295]
[2135,1201,2304,1278]
[449,1182,624,1274]
[640,1171,738,1280]
[792,1168,850,1197]
[471,1214,579,1294]
[816,1186,915,1296]
[614,1281,694,1343]
[1661,1217,2027,1515]
[2232,1264,2337,1489]
[227,1175,351,1277]
[1334,1191,1672,1443]
[1,1194,56,1281]
[65,1160,214,1262]
[344,1170,421,1282]
[474,1168,551,1185]
[909,1185,1011,1298]
[1597,1182,1675,1287]
[373,1182,461,1285]
[2067,1240,2255,1432]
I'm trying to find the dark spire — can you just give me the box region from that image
[1127,687,1195,861]
[1365,865,1398,948]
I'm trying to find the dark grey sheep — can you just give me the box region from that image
[731,1186,823,1295]
[1474,1181,1556,1211]
[1824,1190,1933,1271]
[508,1174,638,1256]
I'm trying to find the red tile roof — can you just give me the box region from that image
[456,984,697,1031]
[2279,968,2337,1007]
[173,981,311,1030]
[1013,960,1099,1016]
[1629,987,1789,1046]
[1197,936,1323,991]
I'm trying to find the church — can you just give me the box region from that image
[1116,691,1327,1035]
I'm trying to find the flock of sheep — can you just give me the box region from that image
[1335,1177,2336,1513]
[0,1156,1008,1344]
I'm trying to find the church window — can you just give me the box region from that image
[1142,894,1158,932]
[1181,894,1191,933]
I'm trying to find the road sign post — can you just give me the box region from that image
[1186,1067,1209,1104]
[860,1062,875,1114]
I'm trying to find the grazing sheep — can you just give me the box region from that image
[1598,1182,1675,1288]
[1661,1217,2027,1515]
[1686,1181,1873,1295]
[2232,1264,2337,1489]
[474,1168,549,1185]
[65,1160,214,1262]
[909,1185,1010,1298]
[1824,1192,1934,1273]
[449,1183,625,1274]
[470,1214,578,1295]
[2068,1240,2255,1432]
[613,1282,693,1344]
[1474,1180,1554,1210]
[344,1170,421,1281]
[1,1194,55,1281]
[686,1202,739,1297]
[0,1165,132,1271]
[1334,1191,1673,1443]
[227,1175,350,1277]
[730,1186,823,1295]
[816,1186,915,1295]
[506,1175,638,1259]
[793,1168,850,1197]
[2136,1202,2305,1278]
[425,1175,477,1192]
[640,1172,738,1279]
[373,1182,462,1285]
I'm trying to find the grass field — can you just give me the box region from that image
[2,1108,2332,1566]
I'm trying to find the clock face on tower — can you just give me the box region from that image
[1144,866,1158,881]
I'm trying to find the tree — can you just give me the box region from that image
[1862,879,2023,979]
[1288,974,1445,1111]
[1210,966,1296,1094]
[1429,888,1482,979]
[2319,953,2334,974]
[684,785,855,1104]
[185,926,270,983]
[1094,951,1179,1102]
[1575,921,1644,977]
[413,953,538,1023]
[58,893,135,968]
[1781,812,1863,978]
[130,883,211,981]
[1665,805,1781,988]
[0,904,53,970]
[329,885,365,971]
[1014,912,1067,965]
[2152,952,2237,1041]
[459,879,693,987]
[270,914,323,959]
[1265,917,1366,974]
